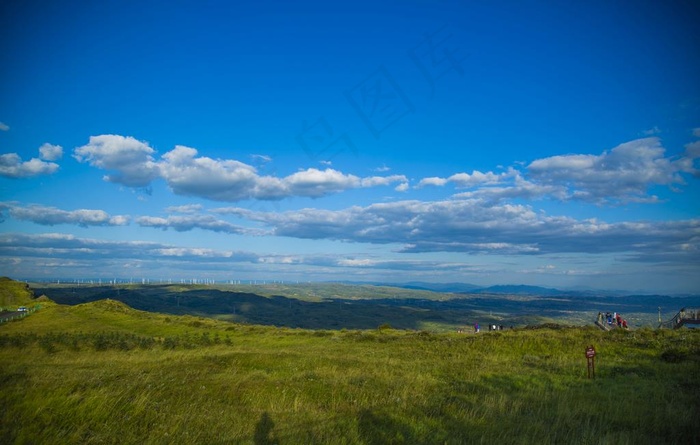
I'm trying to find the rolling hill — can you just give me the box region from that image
[1,276,698,444]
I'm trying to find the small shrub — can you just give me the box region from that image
[93,335,109,351]
[39,337,56,354]
[661,348,689,363]
[163,337,178,349]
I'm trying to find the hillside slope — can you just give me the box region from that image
[1,294,699,444]
[0,277,38,307]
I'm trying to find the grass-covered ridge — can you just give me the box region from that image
[0,277,39,307]
[1,283,699,444]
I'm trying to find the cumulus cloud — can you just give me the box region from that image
[73,134,159,187]
[38,143,63,161]
[159,145,261,200]
[453,172,568,202]
[416,170,512,189]
[416,176,448,187]
[526,137,696,204]
[417,137,700,204]
[0,143,63,178]
[678,141,700,178]
[0,122,9,131]
[693,127,700,138]
[136,214,265,235]
[448,170,511,187]
[283,168,359,197]
[2,203,129,227]
[74,135,408,202]
[395,182,409,192]
[0,154,58,178]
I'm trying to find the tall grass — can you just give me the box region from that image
[1,301,699,444]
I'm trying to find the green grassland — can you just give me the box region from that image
[1,280,699,444]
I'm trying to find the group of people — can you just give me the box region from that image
[599,311,628,329]
[455,323,509,333]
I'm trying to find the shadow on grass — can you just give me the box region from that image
[253,412,277,445]
[357,409,417,445]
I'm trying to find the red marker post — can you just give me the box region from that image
[585,346,596,379]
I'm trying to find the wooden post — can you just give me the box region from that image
[585,346,596,379]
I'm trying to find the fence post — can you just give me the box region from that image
[586,346,596,379]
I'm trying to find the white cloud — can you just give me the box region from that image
[283,168,360,197]
[0,232,486,280]
[3,203,129,227]
[0,122,9,131]
[526,137,694,203]
[676,141,700,179]
[453,172,568,202]
[251,154,272,163]
[38,143,63,161]
[692,127,700,138]
[417,170,512,189]
[164,204,203,214]
[228,199,700,261]
[416,176,448,187]
[642,126,661,136]
[360,174,408,188]
[374,164,391,172]
[136,214,264,235]
[0,232,258,264]
[73,134,159,187]
[159,145,268,200]
[395,182,409,192]
[448,170,510,187]
[0,149,60,179]
[416,138,699,205]
[338,258,378,267]
[72,135,698,205]
[74,135,409,202]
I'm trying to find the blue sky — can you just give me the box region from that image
[1,0,699,293]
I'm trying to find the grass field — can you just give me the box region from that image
[1,294,699,444]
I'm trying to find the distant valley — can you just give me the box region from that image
[30,281,700,331]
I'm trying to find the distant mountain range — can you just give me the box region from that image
[400,282,572,295]
[338,281,569,295]
[342,281,650,297]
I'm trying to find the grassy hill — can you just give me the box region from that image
[1,279,699,444]
[0,277,39,308]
